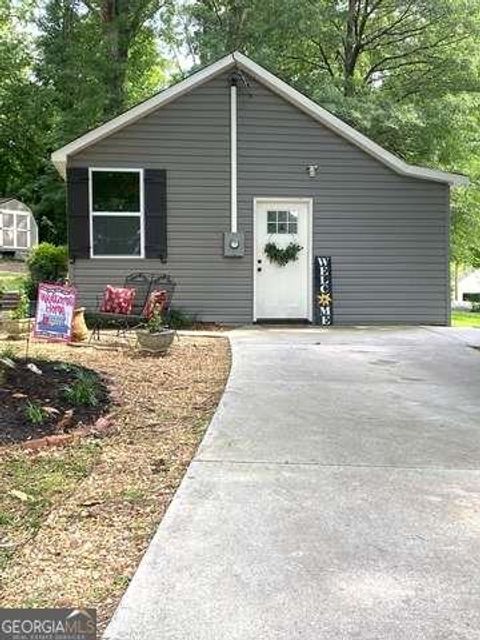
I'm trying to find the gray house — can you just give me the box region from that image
[52,52,467,325]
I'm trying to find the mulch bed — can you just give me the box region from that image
[0,335,230,634]
[0,359,110,444]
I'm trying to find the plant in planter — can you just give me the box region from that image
[5,290,31,339]
[264,242,303,266]
[136,309,175,354]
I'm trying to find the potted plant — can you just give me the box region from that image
[135,309,175,354]
[5,290,31,339]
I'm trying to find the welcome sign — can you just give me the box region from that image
[314,256,333,326]
[34,283,76,342]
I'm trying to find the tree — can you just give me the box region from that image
[80,0,167,116]
[185,0,480,269]
[0,0,48,197]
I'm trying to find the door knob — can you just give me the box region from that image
[257,267,262,272]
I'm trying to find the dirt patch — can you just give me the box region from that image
[0,359,110,444]
[0,335,230,634]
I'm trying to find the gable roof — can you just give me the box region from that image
[51,52,468,186]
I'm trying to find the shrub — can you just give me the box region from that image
[10,290,30,320]
[167,308,195,329]
[25,400,47,425]
[463,293,480,303]
[26,243,68,300]
[472,301,480,313]
[62,370,100,407]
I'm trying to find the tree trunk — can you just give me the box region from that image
[454,261,460,302]
[99,0,132,116]
[343,0,359,96]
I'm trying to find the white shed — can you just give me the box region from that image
[0,198,38,257]
[457,268,480,302]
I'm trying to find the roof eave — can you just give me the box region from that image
[51,52,238,178]
[52,50,469,187]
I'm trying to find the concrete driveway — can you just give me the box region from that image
[104,326,480,640]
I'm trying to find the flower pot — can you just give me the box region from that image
[71,307,89,342]
[135,329,175,354]
[3,318,32,340]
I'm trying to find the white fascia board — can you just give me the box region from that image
[52,50,468,187]
[51,53,237,178]
[232,53,468,187]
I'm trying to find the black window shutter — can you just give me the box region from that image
[144,169,167,262]
[67,167,90,259]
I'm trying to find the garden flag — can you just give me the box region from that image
[34,283,76,342]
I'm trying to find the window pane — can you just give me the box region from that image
[288,211,298,223]
[278,222,287,233]
[277,211,287,223]
[267,211,276,223]
[16,214,28,230]
[3,229,14,246]
[92,171,140,212]
[288,222,298,234]
[267,222,276,234]
[93,216,141,256]
[2,213,14,229]
[16,230,28,247]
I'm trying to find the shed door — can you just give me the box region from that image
[254,199,312,321]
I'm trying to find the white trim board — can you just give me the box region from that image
[52,52,468,187]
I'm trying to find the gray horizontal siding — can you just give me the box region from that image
[237,75,449,325]
[69,69,449,324]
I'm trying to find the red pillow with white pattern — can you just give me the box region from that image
[100,286,136,315]
[143,289,168,320]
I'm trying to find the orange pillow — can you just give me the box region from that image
[100,286,136,315]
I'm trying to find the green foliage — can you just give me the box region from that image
[264,242,303,267]
[187,0,480,268]
[144,309,165,334]
[1,0,480,269]
[24,401,47,426]
[10,290,29,320]
[452,310,480,326]
[62,370,100,408]
[25,243,68,299]
[0,271,25,293]
[166,308,195,330]
[0,343,16,359]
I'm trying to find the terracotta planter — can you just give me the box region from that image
[71,307,89,342]
[135,329,175,354]
[4,318,32,339]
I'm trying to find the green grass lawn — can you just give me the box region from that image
[0,271,26,292]
[452,310,480,327]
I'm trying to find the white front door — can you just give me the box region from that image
[254,198,312,321]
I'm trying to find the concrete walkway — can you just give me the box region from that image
[104,326,480,640]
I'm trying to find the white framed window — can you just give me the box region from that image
[0,210,32,249]
[89,167,144,258]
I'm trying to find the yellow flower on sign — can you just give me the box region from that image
[317,292,332,307]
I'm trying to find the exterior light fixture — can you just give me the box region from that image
[307,164,319,177]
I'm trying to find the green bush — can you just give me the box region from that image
[166,308,195,329]
[62,370,100,407]
[10,290,29,320]
[464,293,480,303]
[25,400,47,425]
[25,243,69,300]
